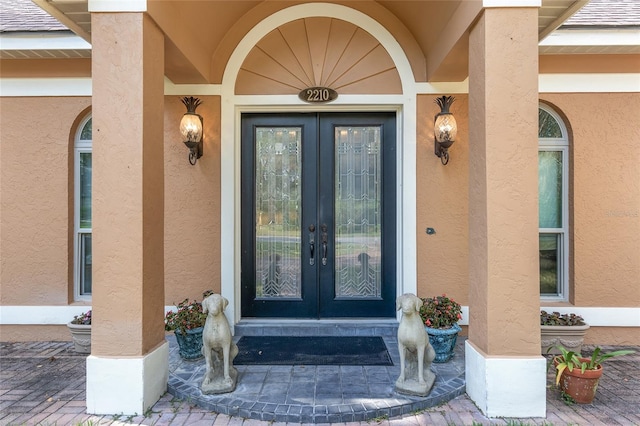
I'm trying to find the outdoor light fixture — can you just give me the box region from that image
[434,95,457,165]
[180,96,203,165]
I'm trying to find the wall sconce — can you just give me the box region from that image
[180,96,203,165]
[434,95,457,165]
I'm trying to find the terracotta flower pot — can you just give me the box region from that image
[555,356,603,404]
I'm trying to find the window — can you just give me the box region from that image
[75,116,92,298]
[538,105,569,300]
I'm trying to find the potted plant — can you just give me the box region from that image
[540,310,590,355]
[551,345,635,404]
[165,290,212,360]
[419,294,462,363]
[68,310,91,354]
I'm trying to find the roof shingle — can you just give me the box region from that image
[0,0,67,32]
[563,0,640,27]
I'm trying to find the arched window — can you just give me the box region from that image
[75,115,92,299]
[538,105,569,300]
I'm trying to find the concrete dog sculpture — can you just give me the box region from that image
[201,293,238,394]
[395,293,436,396]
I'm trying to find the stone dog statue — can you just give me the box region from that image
[395,293,436,396]
[201,293,238,394]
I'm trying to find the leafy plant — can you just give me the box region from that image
[70,310,92,325]
[540,310,585,326]
[419,294,462,329]
[551,345,635,385]
[164,290,213,334]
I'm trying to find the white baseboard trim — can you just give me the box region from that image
[465,340,547,418]
[86,340,168,415]
[0,306,177,325]
[2,305,638,327]
[539,306,640,327]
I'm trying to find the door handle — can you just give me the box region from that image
[309,224,315,266]
[321,224,328,266]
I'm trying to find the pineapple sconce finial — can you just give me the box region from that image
[180,96,204,165]
[434,95,457,165]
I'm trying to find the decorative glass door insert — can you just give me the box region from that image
[334,126,381,298]
[255,127,302,299]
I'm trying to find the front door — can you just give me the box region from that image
[241,112,396,318]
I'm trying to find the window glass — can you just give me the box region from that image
[539,109,562,138]
[80,118,92,140]
[79,153,92,229]
[538,151,562,228]
[539,233,560,295]
[80,233,92,295]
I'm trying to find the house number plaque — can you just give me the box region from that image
[298,87,338,104]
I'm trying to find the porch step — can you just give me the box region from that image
[234,319,399,337]
[167,335,467,423]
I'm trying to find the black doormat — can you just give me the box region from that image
[234,336,393,366]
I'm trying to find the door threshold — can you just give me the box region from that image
[234,318,398,337]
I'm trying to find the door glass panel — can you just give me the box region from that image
[334,126,381,298]
[255,127,302,299]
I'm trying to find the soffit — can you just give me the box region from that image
[35,0,587,47]
[15,0,620,80]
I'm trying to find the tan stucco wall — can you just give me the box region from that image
[163,96,221,304]
[90,12,166,356]
[0,59,91,78]
[415,91,640,345]
[1,91,638,344]
[541,93,640,309]
[539,54,640,74]
[467,7,541,356]
[0,93,222,309]
[587,327,640,345]
[0,96,91,306]
[415,94,469,308]
[0,325,70,341]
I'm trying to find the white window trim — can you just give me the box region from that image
[74,114,92,301]
[539,104,569,302]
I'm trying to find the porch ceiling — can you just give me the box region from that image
[28,0,592,83]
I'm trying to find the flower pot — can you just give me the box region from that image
[67,322,91,354]
[555,356,603,404]
[174,327,204,360]
[541,323,590,355]
[425,323,461,363]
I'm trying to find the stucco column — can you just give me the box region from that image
[87,10,167,415]
[466,5,546,418]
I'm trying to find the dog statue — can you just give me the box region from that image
[201,293,238,394]
[395,293,436,396]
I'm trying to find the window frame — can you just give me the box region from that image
[538,104,569,301]
[74,114,92,300]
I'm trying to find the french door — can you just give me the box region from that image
[241,112,396,318]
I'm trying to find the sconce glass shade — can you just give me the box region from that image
[180,113,203,144]
[434,113,457,145]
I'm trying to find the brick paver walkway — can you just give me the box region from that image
[1,341,639,425]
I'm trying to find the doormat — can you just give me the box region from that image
[234,336,393,366]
